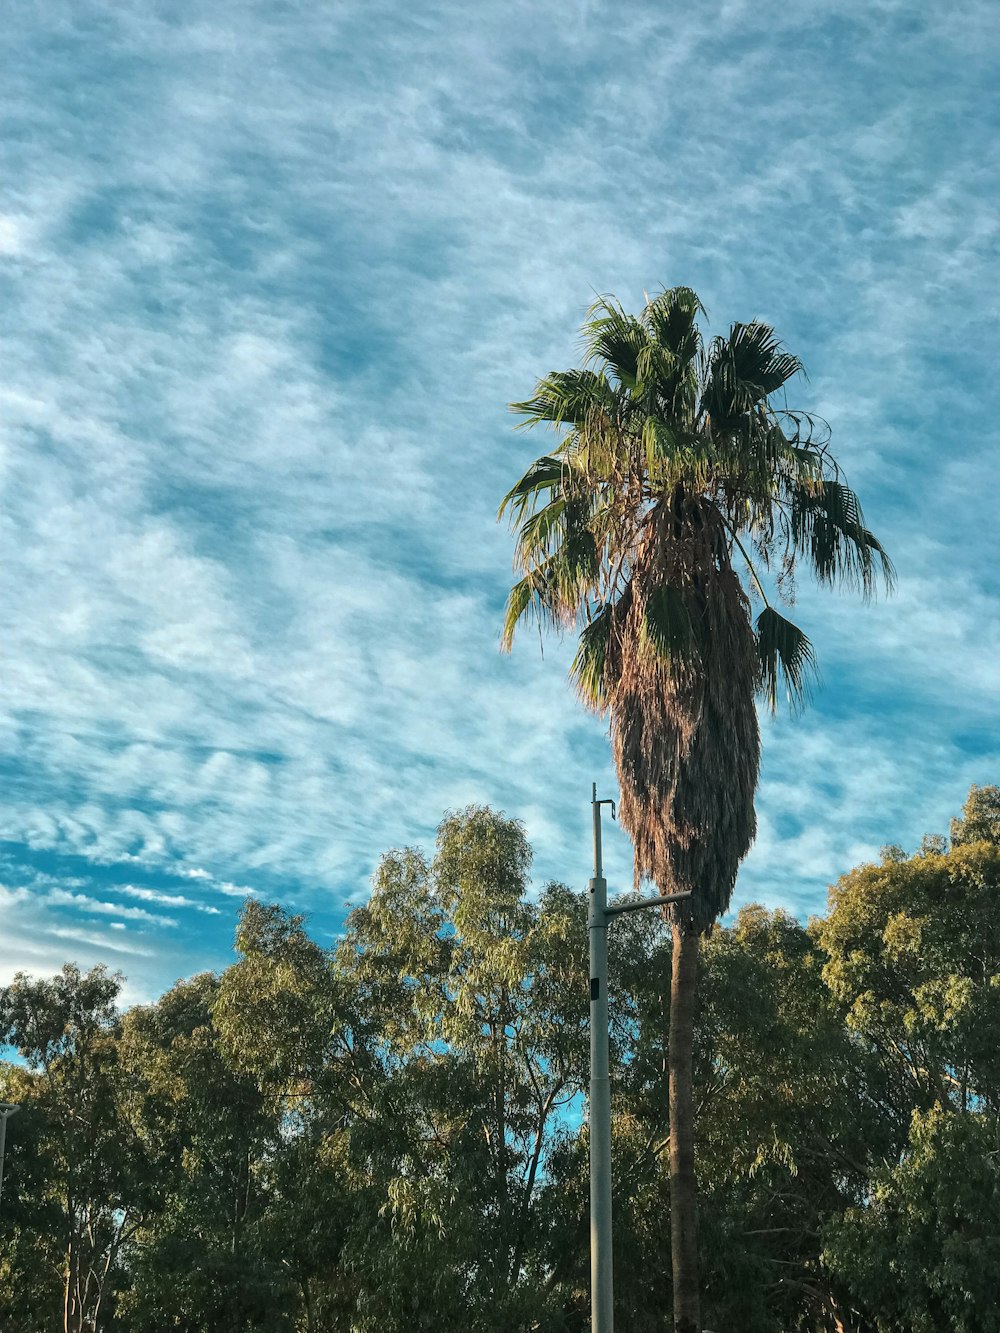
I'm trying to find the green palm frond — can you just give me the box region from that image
[513,497,568,563]
[566,422,633,491]
[640,584,700,665]
[570,602,614,708]
[789,480,896,596]
[755,605,818,713]
[582,297,647,387]
[514,491,602,575]
[561,520,600,586]
[635,338,677,393]
[730,320,803,395]
[641,287,704,358]
[778,409,832,452]
[642,288,703,424]
[785,443,826,483]
[497,456,566,525]
[501,574,538,651]
[510,368,616,429]
[703,322,804,429]
[640,418,715,492]
[500,536,598,651]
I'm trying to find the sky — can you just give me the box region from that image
[1,0,998,1002]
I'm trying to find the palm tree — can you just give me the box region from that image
[499,288,893,1333]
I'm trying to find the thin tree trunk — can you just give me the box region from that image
[669,923,700,1333]
[65,1205,80,1333]
[303,1276,315,1333]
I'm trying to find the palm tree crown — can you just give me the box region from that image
[500,288,893,928]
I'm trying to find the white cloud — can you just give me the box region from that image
[214,881,260,898]
[43,889,178,929]
[0,214,29,255]
[119,885,221,914]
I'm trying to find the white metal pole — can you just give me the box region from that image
[589,785,614,1333]
[586,788,691,1333]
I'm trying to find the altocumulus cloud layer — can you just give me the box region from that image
[1,0,998,998]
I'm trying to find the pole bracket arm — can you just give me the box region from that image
[604,890,692,920]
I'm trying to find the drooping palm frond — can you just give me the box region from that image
[570,601,615,709]
[755,605,818,713]
[500,541,596,652]
[788,479,896,596]
[497,456,567,526]
[640,418,717,494]
[639,583,700,667]
[501,573,540,651]
[513,497,569,564]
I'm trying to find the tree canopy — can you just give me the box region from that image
[1,789,998,1333]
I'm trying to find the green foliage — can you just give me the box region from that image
[332,807,589,1331]
[817,838,1000,1117]
[500,287,893,720]
[950,783,1000,848]
[695,907,886,1333]
[640,584,699,666]
[824,1109,1000,1333]
[2,789,999,1332]
[755,605,818,713]
[116,972,299,1333]
[0,1066,63,1332]
[0,965,145,1333]
[0,961,122,1069]
[214,898,337,1085]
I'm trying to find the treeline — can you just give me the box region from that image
[1,791,999,1333]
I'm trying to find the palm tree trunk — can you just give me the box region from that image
[669,923,700,1333]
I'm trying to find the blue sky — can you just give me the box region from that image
[1,0,998,1001]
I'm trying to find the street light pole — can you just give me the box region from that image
[0,1102,20,1219]
[589,783,614,1333]
[589,787,691,1333]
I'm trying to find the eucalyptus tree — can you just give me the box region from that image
[0,964,144,1333]
[949,783,1000,848]
[818,825,1000,1124]
[819,812,1000,1331]
[499,287,892,1331]
[333,807,590,1332]
[118,971,297,1333]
